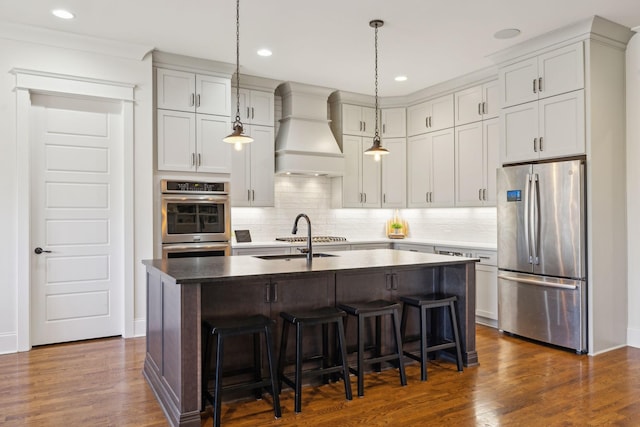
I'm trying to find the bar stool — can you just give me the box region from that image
[278,306,352,413]
[399,293,463,381]
[337,300,407,397]
[202,314,281,427]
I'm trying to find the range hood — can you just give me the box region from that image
[275,82,344,176]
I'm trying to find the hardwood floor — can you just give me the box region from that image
[2,326,640,426]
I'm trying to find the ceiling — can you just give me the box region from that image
[1,0,639,97]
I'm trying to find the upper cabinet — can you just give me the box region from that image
[381,138,407,208]
[342,104,377,137]
[156,68,231,116]
[381,108,406,138]
[499,42,584,108]
[339,135,381,208]
[232,88,275,127]
[230,125,275,207]
[407,94,454,136]
[454,80,499,126]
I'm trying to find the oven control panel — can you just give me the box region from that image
[161,180,228,194]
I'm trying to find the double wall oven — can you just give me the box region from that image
[161,179,231,259]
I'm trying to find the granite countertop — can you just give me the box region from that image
[143,249,478,284]
[231,238,497,251]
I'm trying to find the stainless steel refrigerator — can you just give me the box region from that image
[497,159,587,353]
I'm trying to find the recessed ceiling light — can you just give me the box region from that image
[257,49,272,57]
[51,9,75,20]
[394,75,408,82]
[494,28,521,39]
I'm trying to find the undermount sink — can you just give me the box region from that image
[254,253,338,260]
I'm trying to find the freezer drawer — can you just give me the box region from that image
[498,271,586,353]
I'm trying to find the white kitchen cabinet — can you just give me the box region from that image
[500,42,584,108]
[156,68,231,116]
[381,138,406,208]
[349,243,391,250]
[407,94,454,136]
[342,104,376,137]
[340,135,381,208]
[454,80,499,126]
[157,110,231,173]
[393,243,435,253]
[407,129,455,208]
[230,125,275,207]
[474,250,498,327]
[232,247,290,256]
[381,107,406,138]
[455,118,499,206]
[502,90,585,163]
[232,88,275,127]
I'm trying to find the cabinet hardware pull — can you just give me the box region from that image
[191,153,195,166]
[265,284,271,302]
[197,153,201,167]
[533,79,537,94]
[363,121,366,132]
[364,193,367,203]
[247,107,250,119]
[247,189,251,201]
[539,136,543,151]
[479,189,483,201]
[252,107,255,119]
[392,273,398,290]
[538,77,543,92]
[478,255,491,259]
[383,123,386,134]
[483,188,487,201]
[190,93,195,107]
[272,283,278,302]
[429,116,432,128]
[425,193,428,202]
[482,102,487,115]
[196,94,201,107]
[533,137,538,152]
[425,117,428,128]
[478,103,482,115]
[252,190,255,201]
[383,193,386,203]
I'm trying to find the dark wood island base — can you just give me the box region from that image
[142,249,478,427]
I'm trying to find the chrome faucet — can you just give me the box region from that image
[292,213,312,262]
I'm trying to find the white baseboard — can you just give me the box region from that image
[0,332,17,355]
[627,327,640,348]
[133,318,146,337]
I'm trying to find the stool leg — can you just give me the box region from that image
[357,314,365,397]
[213,333,225,427]
[391,308,407,387]
[253,332,263,399]
[277,320,290,393]
[264,324,282,419]
[449,301,464,372]
[420,305,428,381]
[336,317,352,401]
[294,322,304,413]
[374,314,382,373]
[322,323,329,384]
[400,303,408,343]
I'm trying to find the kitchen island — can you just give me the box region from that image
[142,249,478,427]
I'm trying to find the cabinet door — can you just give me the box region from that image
[230,140,252,207]
[247,125,275,207]
[538,90,585,160]
[429,94,454,132]
[500,57,538,108]
[381,138,406,208]
[156,68,195,112]
[195,74,231,116]
[483,80,500,119]
[381,108,406,137]
[501,101,539,164]
[430,129,455,207]
[343,104,365,135]
[455,122,484,207]
[361,106,377,137]
[249,90,275,126]
[157,109,196,172]
[361,149,381,207]
[454,85,483,126]
[407,134,431,208]
[484,118,499,206]
[231,88,250,122]
[475,264,498,322]
[196,115,231,173]
[341,136,363,208]
[538,42,584,100]
[407,102,430,136]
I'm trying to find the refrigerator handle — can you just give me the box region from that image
[524,173,533,264]
[532,173,540,265]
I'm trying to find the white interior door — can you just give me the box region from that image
[30,94,124,346]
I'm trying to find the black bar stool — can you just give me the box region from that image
[278,306,352,413]
[399,293,463,381]
[202,314,281,427]
[337,300,407,397]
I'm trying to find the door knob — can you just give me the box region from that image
[34,247,52,254]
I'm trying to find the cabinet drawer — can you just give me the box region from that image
[475,251,497,266]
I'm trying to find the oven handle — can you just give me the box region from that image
[162,195,229,202]
[162,243,231,252]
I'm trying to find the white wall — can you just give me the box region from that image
[232,175,497,244]
[0,26,154,353]
[627,31,640,348]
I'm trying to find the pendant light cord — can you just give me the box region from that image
[234,0,241,123]
[374,22,379,141]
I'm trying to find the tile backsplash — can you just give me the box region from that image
[231,175,497,244]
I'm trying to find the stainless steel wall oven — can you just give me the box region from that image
[160,179,231,259]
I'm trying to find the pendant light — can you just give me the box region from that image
[223,0,254,150]
[364,19,389,162]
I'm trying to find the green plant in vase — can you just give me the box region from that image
[391,222,403,234]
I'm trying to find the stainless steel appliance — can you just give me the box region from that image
[275,236,348,243]
[160,179,231,258]
[497,159,586,353]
